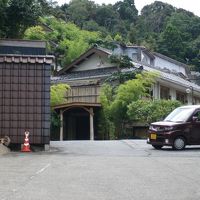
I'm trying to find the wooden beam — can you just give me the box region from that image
[60,109,63,141]
[89,107,94,140]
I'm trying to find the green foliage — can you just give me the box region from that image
[139,1,174,33]
[0,0,53,38]
[114,34,123,42]
[50,83,70,131]
[24,26,46,40]
[6,0,42,38]
[114,72,157,104]
[127,99,182,124]
[95,4,119,32]
[99,72,158,138]
[51,110,60,128]
[66,0,96,28]
[109,55,134,69]
[109,54,135,83]
[158,24,185,61]
[25,17,101,66]
[98,84,116,139]
[2,0,200,70]
[0,0,8,37]
[105,71,137,83]
[50,83,70,106]
[113,0,138,23]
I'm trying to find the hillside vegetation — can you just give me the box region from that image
[0,0,200,70]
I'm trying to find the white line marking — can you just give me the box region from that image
[36,163,50,175]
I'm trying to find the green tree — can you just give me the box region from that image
[24,26,46,40]
[139,1,174,33]
[0,0,8,37]
[25,17,101,66]
[158,24,185,61]
[6,0,42,38]
[95,4,119,32]
[127,99,181,124]
[50,83,70,106]
[99,84,115,139]
[114,0,138,24]
[114,34,123,42]
[99,72,158,138]
[65,0,97,28]
[50,83,70,138]
[109,54,133,72]
[133,1,174,46]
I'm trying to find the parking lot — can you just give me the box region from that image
[1,140,200,200]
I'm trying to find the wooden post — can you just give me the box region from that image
[89,107,94,140]
[60,109,63,141]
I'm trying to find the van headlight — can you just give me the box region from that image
[149,125,154,130]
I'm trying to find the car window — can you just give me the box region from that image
[164,107,195,122]
[193,111,200,122]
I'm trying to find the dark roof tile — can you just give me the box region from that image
[0,55,54,64]
[51,67,118,83]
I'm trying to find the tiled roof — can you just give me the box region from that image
[0,54,54,64]
[96,46,112,55]
[123,62,200,93]
[51,67,117,83]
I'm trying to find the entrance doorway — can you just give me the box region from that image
[63,108,90,140]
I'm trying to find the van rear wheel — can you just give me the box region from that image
[152,145,163,150]
[173,137,185,150]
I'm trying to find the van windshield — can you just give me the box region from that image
[164,107,195,122]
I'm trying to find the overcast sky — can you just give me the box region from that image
[57,0,200,17]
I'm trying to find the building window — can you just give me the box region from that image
[160,86,170,100]
[194,97,200,104]
[176,91,187,104]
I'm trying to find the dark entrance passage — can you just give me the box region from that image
[63,108,90,140]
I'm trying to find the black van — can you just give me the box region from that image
[147,105,200,150]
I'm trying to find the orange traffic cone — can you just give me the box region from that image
[21,130,31,152]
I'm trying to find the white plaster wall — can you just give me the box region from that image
[113,47,138,59]
[141,52,151,65]
[154,56,186,75]
[123,48,138,59]
[113,46,124,56]
[72,54,114,71]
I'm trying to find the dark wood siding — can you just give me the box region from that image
[0,46,46,55]
[0,62,51,144]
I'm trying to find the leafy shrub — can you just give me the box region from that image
[50,83,70,106]
[127,99,182,124]
[99,71,158,138]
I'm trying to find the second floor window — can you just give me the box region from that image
[176,91,187,104]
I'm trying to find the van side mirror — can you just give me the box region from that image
[192,116,198,122]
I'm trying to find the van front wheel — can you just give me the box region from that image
[173,137,185,150]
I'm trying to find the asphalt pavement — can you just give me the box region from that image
[1,140,200,200]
